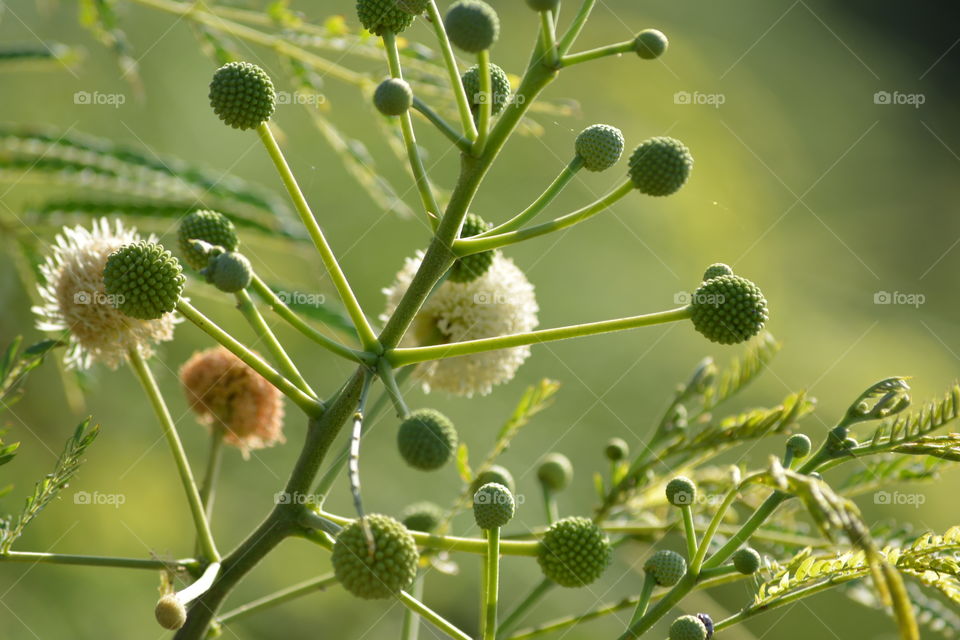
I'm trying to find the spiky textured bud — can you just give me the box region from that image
[374,78,413,116]
[155,595,186,630]
[473,482,515,529]
[471,465,515,494]
[102,242,185,320]
[449,213,496,283]
[209,62,276,130]
[634,29,669,59]
[628,136,693,196]
[178,210,239,270]
[462,63,511,116]
[401,501,444,533]
[357,0,416,35]
[604,437,629,461]
[332,515,418,599]
[665,476,697,507]
[643,549,687,586]
[202,251,252,293]
[689,275,768,345]
[537,452,573,491]
[702,263,734,281]
[732,547,761,575]
[525,0,560,11]
[537,517,611,587]
[445,0,500,53]
[786,434,812,459]
[397,408,458,471]
[575,124,625,172]
[670,615,708,640]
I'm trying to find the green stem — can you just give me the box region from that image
[680,505,698,565]
[425,0,478,141]
[398,590,473,640]
[538,10,559,67]
[413,97,472,152]
[629,575,655,625]
[482,528,501,640]
[378,359,411,418]
[234,289,314,397]
[383,30,443,229]
[697,565,738,581]
[411,531,538,557]
[256,122,380,352]
[198,430,223,520]
[560,40,634,67]
[497,578,555,638]
[177,561,221,604]
[691,487,738,573]
[127,349,220,563]
[176,299,324,417]
[402,574,425,640]
[556,0,596,55]
[480,157,583,237]
[454,180,633,254]
[618,573,696,640]
[389,306,692,366]
[542,488,558,525]
[0,551,196,571]
[218,573,338,626]
[249,275,368,364]
[473,50,492,155]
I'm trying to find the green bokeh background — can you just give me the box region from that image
[0,1,957,638]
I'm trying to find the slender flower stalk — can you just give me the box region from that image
[454,181,633,255]
[198,428,224,521]
[255,122,380,351]
[401,574,425,640]
[473,50,493,155]
[388,306,692,366]
[479,157,584,236]
[629,575,656,624]
[497,578,555,638]
[560,40,635,67]
[398,590,472,640]
[176,299,323,417]
[128,349,220,562]
[538,10,560,67]
[0,551,196,571]
[426,0,478,141]
[412,97,472,152]
[556,0,597,54]
[217,574,339,626]
[482,527,502,640]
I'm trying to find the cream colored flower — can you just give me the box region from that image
[180,346,285,458]
[32,218,178,370]
[382,251,539,396]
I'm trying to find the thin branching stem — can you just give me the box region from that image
[425,0,478,140]
[479,156,583,237]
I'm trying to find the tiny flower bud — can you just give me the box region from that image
[373,78,413,116]
[643,549,687,586]
[604,437,629,461]
[537,452,573,491]
[357,0,417,35]
[445,0,500,53]
[449,213,496,282]
[473,482,515,529]
[209,62,276,130]
[665,476,697,507]
[732,547,761,574]
[203,251,253,293]
[178,210,239,270]
[471,465,516,494]
[155,594,186,630]
[332,514,418,599]
[537,517,611,587]
[786,434,812,459]
[401,501,444,533]
[103,242,185,320]
[634,29,669,59]
[575,124,625,172]
[461,63,511,116]
[397,409,459,471]
[670,615,708,640]
[628,136,693,196]
[702,263,734,281]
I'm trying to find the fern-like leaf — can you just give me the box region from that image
[858,383,960,453]
[702,332,780,410]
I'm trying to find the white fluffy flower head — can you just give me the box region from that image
[383,252,539,396]
[33,218,179,370]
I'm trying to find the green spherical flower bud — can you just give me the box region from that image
[702,263,734,281]
[374,78,413,116]
[445,0,500,53]
[155,595,186,630]
[461,63,511,116]
[471,465,516,495]
[473,482,515,529]
[732,547,762,575]
[575,124,625,172]
[628,136,693,196]
[332,514,418,599]
[786,434,812,459]
[449,213,496,283]
[634,29,669,59]
[397,408,458,471]
[643,549,687,586]
[670,615,708,640]
[178,210,240,270]
[209,61,276,130]
[604,437,629,461]
[103,242,185,320]
[525,0,560,11]
[665,476,697,507]
[357,0,416,35]
[401,501,444,533]
[537,453,573,491]
[689,275,768,345]
[203,251,253,293]
[537,516,612,587]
